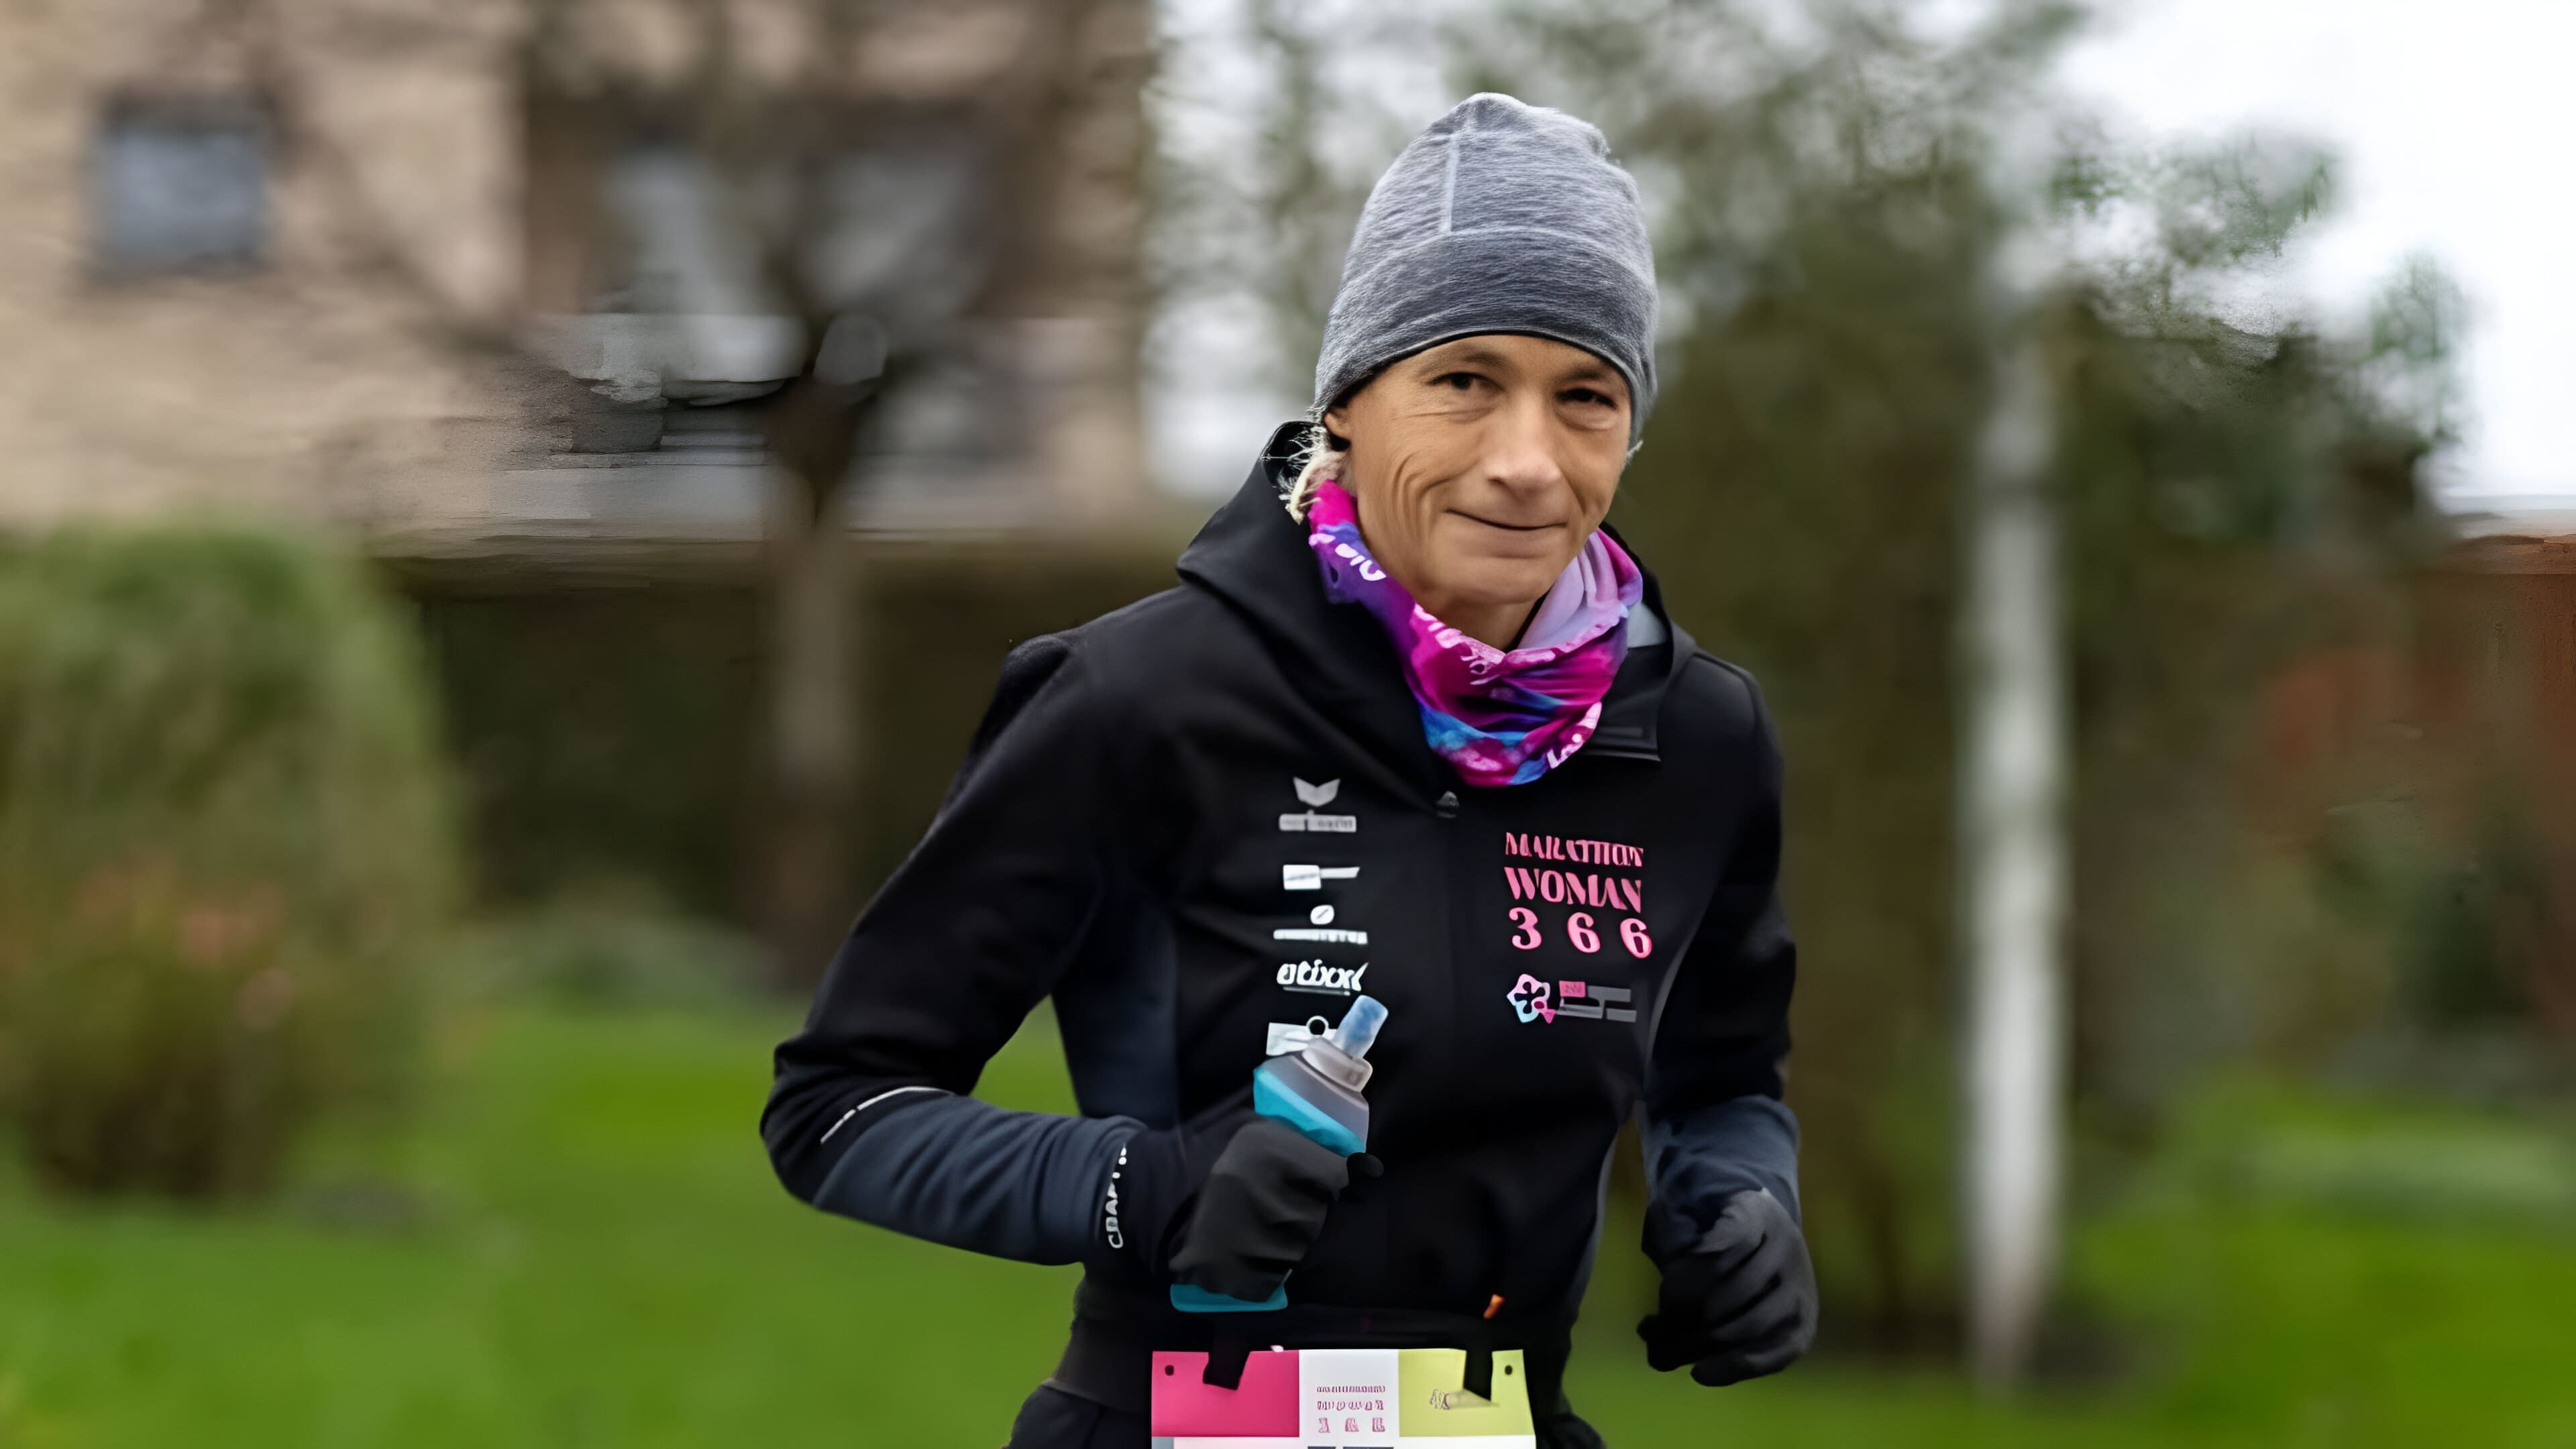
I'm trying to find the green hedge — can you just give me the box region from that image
[0,523,461,1199]
[405,540,1182,946]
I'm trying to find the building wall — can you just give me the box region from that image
[0,0,1151,545]
[0,0,518,529]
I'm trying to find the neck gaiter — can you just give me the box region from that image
[1305,479,1642,787]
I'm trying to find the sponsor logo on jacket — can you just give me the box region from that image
[1507,973,1636,1025]
[1102,1142,1129,1250]
[1283,863,1360,890]
[1279,959,1369,996]
[1281,776,1358,833]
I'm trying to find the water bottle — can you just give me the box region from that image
[1170,995,1386,1313]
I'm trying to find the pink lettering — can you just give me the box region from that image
[1538,871,1566,904]
[1503,831,1647,869]
[1503,865,1538,900]
[1617,877,1644,913]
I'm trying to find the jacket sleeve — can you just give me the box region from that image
[1640,663,1801,1267]
[760,634,1140,1267]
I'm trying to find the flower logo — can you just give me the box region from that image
[1507,973,1555,1024]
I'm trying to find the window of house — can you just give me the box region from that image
[90,97,271,278]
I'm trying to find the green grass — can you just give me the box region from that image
[1,1007,2571,1446]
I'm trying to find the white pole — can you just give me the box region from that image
[1960,331,2067,1391]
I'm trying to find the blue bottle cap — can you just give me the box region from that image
[1329,996,1387,1060]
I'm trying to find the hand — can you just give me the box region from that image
[1638,1187,1817,1386]
[1167,1116,1364,1302]
[1094,1101,1257,1279]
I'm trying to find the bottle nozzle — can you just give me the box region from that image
[1329,996,1387,1060]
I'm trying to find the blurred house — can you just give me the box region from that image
[0,0,1159,564]
[0,1,1181,932]
[2250,516,2576,1032]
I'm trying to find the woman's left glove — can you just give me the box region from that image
[1637,1187,1817,1386]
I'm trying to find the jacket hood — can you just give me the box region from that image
[1175,421,1688,790]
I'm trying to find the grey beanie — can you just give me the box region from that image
[1312,93,1659,443]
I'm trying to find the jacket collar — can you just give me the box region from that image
[1175,421,1688,788]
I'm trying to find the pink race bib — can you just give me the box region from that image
[1148,1346,1535,1446]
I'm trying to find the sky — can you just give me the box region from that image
[1145,0,2576,511]
[2061,0,2576,508]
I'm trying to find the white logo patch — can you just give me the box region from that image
[1273,927,1370,945]
[1282,863,1360,891]
[1309,904,1336,925]
[1280,777,1358,833]
[1266,1016,1332,1055]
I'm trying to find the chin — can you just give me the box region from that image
[1444,558,1567,613]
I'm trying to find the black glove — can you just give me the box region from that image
[1167,1116,1366,1301]
[1638,1187,1817,1386]
[1097,1106,1378,1299]
[1093,1102,1257,1280]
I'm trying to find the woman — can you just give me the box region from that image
[763,93,1814,1448]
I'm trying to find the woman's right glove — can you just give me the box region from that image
[1169,1116,1358,1300]
[1097,1108,1372,1301]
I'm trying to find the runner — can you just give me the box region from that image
[763,92,1815,1448]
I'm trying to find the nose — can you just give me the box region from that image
[1483,392,1568,498]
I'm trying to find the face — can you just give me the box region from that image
[1323,333,1631,640]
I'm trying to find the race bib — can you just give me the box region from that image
[1148,1346,1535,1447]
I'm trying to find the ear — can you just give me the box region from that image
[1322,400,1353,447]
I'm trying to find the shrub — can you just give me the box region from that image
[455,876,763,1010]
[0,523,460,1199]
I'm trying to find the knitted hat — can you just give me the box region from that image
[1312,93,1659,444]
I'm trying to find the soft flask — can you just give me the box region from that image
[1169,994,1385,1313]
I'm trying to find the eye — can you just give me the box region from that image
[1432,371,1486,392]
[1562,386,1617,408]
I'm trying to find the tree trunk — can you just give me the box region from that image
[757,375,873,989]
[1959,333,2067,1391]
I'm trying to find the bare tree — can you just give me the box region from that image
[197,0,1130,982]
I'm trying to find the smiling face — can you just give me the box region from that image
[1323,333,1632,649]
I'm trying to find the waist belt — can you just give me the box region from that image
[1046,1287,1574,1421]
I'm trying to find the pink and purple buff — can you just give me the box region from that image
[1304,479,1644,787]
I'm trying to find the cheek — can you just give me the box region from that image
[1384,437,1478,514]
[1570,462,1623,525]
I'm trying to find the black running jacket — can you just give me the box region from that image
[763,421,1799,1398]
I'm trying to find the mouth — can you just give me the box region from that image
[1448,509,1560,534]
